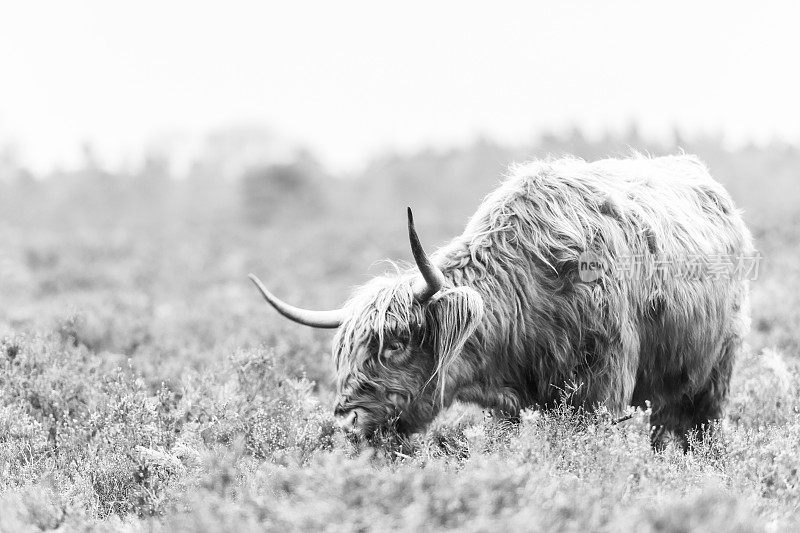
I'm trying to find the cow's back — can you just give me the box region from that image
[447,155,753,411]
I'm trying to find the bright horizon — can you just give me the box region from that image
[2,1,800,175]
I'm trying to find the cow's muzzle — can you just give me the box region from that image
[335,406,367,434]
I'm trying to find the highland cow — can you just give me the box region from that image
[250,155,754,449]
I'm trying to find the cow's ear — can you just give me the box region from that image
[426,286,484,400]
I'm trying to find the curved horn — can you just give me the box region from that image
[248,273,344,329]
[407,207,446,301]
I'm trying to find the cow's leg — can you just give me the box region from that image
[650,340,737,451]
[685,340,736,445]
[574,326,640,416]
[649,400,692,451]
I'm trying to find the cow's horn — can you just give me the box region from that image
[248,274,344,328]
[407,207,446,301]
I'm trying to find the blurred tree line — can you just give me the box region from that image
[1,125,798,239]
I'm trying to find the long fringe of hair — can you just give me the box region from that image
[426,287,484,405]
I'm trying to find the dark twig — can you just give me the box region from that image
[611,413,635,425]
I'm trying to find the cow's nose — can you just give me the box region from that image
[336,408,362,432]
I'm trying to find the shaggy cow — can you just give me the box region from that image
[250,155,754,449]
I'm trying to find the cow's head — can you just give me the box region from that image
[249,208,484,437]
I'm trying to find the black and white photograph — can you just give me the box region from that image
[1,2,799,531]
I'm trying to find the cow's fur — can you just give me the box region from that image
[332,154,753,447]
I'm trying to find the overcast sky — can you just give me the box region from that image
[1,1,799,174]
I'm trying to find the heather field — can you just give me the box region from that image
[2,134,800,531]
